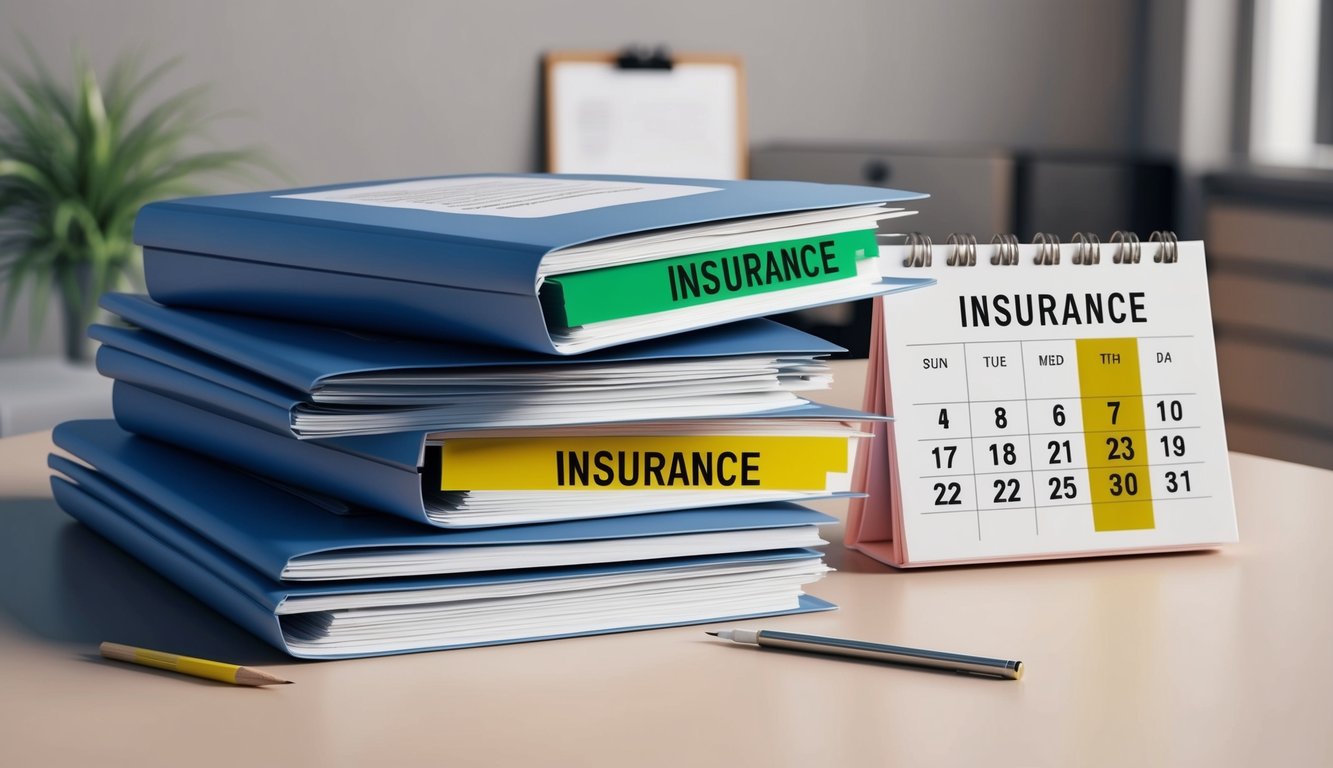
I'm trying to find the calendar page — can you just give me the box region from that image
[859,240,1237,565]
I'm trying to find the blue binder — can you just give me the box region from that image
[92,293,849,438]
[51,472,834,659]
[51,420,835,581]
[107,382,867,528]
[97,292,842,394]
[133,173,930,354]
[94,327,875,437]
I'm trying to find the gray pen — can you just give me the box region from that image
[706,628,1023,680]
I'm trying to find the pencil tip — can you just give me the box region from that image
[704,631,719,636]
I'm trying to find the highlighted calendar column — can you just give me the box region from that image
[1076,338,1154,531]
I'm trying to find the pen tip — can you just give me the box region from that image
[704,631,719,636]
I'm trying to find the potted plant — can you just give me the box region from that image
[0,46,263,362]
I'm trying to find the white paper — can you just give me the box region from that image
[282,526,826,580]
[279,176,718,218]
[540,207,902,274]
[276,558,829,656]
[293,356,831,437]
[549,61,741,179]
[428,490,849,527]
[292,391,806,438]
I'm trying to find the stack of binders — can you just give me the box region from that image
[51,173,930,659]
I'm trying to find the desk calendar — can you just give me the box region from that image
[847,234,1239,566]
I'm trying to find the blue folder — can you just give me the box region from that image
[94,328,875,441]
[107,382,866,528]
[50,466,834,659]
[133,173,930,354]
[92,293,848,439]
[96,292,843,396]
[51,420,835,582]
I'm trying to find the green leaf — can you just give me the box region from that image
[25,251,54,345]
[0,44,275,351]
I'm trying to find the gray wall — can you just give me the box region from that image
[1,0,1148,358]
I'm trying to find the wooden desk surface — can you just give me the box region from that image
[1,360,1329,767]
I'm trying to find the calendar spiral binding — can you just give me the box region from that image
[898,230,1181,268]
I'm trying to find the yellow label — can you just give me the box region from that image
[134,648,239,684]
[1076,338,1154,531]
[439,436,848,491]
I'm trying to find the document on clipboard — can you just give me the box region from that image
[544,48,746,179]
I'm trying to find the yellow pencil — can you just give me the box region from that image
[99,642,293,687]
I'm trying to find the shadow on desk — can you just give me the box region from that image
[0,498,290,665]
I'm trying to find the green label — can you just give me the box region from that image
[543,229,878,328]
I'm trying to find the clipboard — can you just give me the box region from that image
[543,48,747,179]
